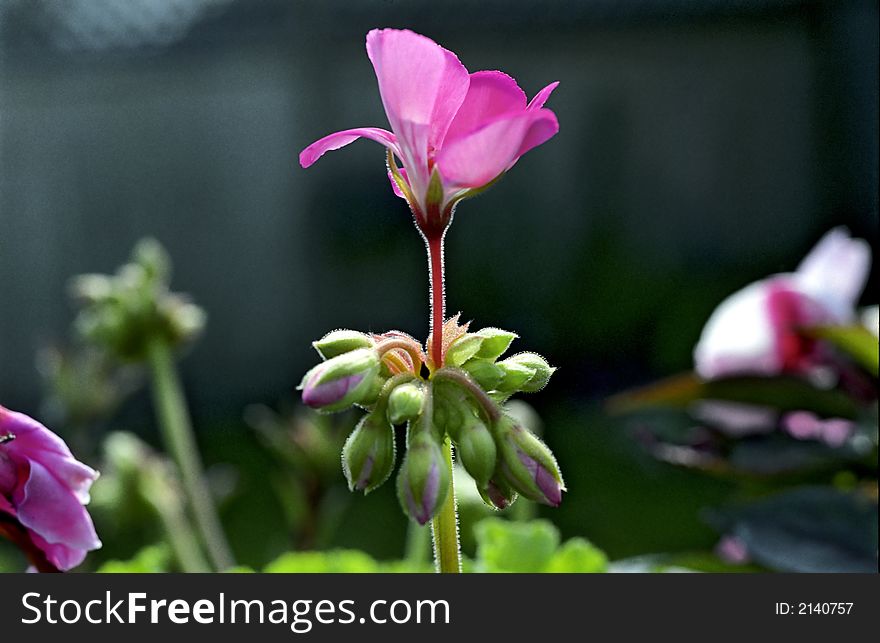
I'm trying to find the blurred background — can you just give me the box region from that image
[1,0,877,571]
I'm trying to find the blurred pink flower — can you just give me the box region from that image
[782,411,854,448]
[694,228,871,380]
[299,28,559,234]
[0,405,101,571]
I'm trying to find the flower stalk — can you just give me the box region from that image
[430,436,460,573]
[146,336,234,572]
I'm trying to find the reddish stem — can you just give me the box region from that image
[427,231,445,369]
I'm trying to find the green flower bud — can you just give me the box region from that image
[444,334,484,367]
[165,299,206,345]
[460,358,504,391]
[312,329,375,360]
[397,430,450,525]
[299,348,380,413]
[70,274,115,304]
[387,382,425,425]
[494,415,564,507]
[494,360,536,393]
[342,411,396,493]
[473,327,518,361]
[445,327,519,367]
[133,237,171,283]
[503,352,555,392]
[451,413,496,488]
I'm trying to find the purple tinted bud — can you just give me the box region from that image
[303,372,365,408]
[516,450,563,507]
[397,432,449,525]
[298,348,380,413]
[342,412,395,494]
[494,415,565,507]
[482,477,517,510]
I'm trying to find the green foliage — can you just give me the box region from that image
[264,550,381,573]
[474,518,607,573]
[98,544,171,573]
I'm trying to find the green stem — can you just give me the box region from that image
[143,467,211,573]
[404,521,431,569]
[146,337,235,572]
[430,436,461,573]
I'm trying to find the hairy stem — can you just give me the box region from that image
[430,436,461,573]
[146,337,235,572]
[433,367,503,423]
[427,232,445,369]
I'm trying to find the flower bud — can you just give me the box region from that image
[387,382,425,425]
[473,327,518,360]
[312,329,374,360]
[494,416,564,506]
[444,334,484,367]
[445,327,518,367]
[299,348,380,412]
[451,413,496,488]
[342,411,396,493]
[502,352,555,392]
[478,475,518,510]
[397,431,449,525]
[494,360,536,393]
[460,358,504,391]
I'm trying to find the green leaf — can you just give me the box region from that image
[474,518,559,572]
[98,544,172,573]
[707,487,878,573]
[545,538,607,573]
[263,549,381,573]
[806,325,879,376]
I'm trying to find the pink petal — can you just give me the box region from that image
[366,29,470,193]
[794,227,871,319]
[299,127,399,168]
[443,70,527,144]
[528,81,560,110]
[28,531,87,572]
[516,108,560,159]
[436,109,559,189]
[17,460,101,553]
[1,408,98,504]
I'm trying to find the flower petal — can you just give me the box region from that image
[443,70,527,144]
[299,127,399,168]
[527,81,559,110]
[1,408,98,504]
[436,109,558,189]
[366,29,470,197]
[694,279,785,379]
[794,227,871,319]
[17,459,101,554]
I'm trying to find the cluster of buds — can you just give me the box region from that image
[70,238,205,360]
[298,318,564,525]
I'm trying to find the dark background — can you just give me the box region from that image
[1,0,877,567]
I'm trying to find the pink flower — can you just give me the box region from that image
[694,228,871,380]
[0,405,101,571]
[299,28,559,235]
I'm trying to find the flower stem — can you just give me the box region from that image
[146,336,235,572]
[427,231,445,369]
[430,436,461,573]
[404,521,431,569]
[424,228,460,573]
